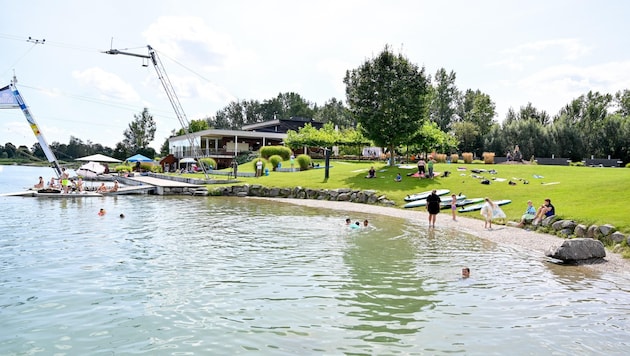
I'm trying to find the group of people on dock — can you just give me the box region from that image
[34,174,119,194]
[35,172,86,194]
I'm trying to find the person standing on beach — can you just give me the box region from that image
[450,194,458,221]
[480,197,496,229]
[426,190,441,228]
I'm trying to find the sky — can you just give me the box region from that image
[1,0,629,151]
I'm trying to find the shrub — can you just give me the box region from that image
[200,158,217,170]
[462,152,473,164]
[115,165,131,173]
[450,153,459,163]
[482,152,495,164]
[268,155,283,170]
[434,154,447,163]
[571,161,585,167]
[260,146,292,160]
[296,154,311,170]
[625,162,630,168]
[140,162,154,172]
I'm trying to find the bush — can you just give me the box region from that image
[338,146,361,156]
[268,155,283,170]
[140,162,154,172]
[434,154,447,163]
[115,165,131,173]
[200,157,217,170]
[482,152,495,164]
[625,162,630,168]
[296,154,311,170]
[462,152,473,164]
[260,146,292,160]
[450,153,459,163]
[571,161,585,167]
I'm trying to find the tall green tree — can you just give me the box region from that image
[344,45,431,165]
[455,89,496,153]
[313,97,355,129]
[429,68,459,131]
[176,119,209,136]
[123,108,156,151]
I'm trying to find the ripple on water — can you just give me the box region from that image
[0,173,629,354]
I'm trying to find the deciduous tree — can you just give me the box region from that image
[344,45,430,165]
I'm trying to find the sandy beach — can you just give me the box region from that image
[255,197,629,275]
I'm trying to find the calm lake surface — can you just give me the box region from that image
[1,165,629,355]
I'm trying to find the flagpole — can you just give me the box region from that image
[7,80,63,177]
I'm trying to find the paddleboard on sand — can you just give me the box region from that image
[441,197,484,209]
[458,199,511,213]
[404,189,450,202]
[404,194,466,209]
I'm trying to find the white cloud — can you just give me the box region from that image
[513,60,630,115]
[142,16,251,71]
[72,67,141,102]
[491,38,593,71]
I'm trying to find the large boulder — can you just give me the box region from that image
[545,238,606,263]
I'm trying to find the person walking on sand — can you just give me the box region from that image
[426,190,441,228]
[480,197,496,229]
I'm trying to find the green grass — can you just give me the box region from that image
[181,160,630,233]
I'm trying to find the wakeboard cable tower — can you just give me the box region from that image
[103,45,209,179]
[2,76,63,177]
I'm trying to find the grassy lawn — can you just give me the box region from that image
[182,159,630,233]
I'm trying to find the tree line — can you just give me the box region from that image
[3,45,629,164]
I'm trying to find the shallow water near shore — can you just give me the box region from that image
[1,165,630,354]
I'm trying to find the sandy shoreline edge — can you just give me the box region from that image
[253,197,628,275]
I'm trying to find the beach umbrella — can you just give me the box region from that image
[76,153,121,163]
[126,154,153,163]
[76,161,105,178]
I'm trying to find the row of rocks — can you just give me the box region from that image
[522,215,630,246]
[211,184,397,206]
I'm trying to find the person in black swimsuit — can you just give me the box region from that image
[426,190,441,228]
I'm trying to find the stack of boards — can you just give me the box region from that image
[404,189,473,209]
[457,199,511,213]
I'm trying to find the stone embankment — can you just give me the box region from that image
[212,184,396,206]
[507,215,630,253]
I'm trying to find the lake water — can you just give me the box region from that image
[1,165,629,355]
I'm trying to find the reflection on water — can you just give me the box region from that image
[1,165,630,354]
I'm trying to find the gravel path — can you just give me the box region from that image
[254,197,629,275]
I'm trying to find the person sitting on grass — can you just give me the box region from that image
[395,173,402,182]
[366,166,376,178]
[517,200,536,227]
[532,198,555,225]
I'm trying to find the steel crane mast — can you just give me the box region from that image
[104,45,208,178]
